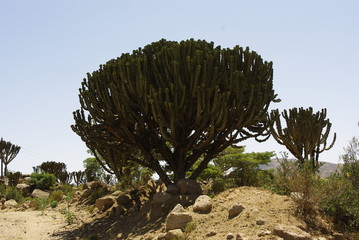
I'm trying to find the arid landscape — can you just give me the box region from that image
[0,182,356,240]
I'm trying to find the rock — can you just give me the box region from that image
[95,195,117,211]
[256,218,266,225]
[166,204,193,231]
[333,233,346,240]
[228,204,245,219]
[109,204,125,217]
[193,195,212,214]
[83,181,108,190]
[152,192,172,205]
[206,231,217,237]
[4,199,18,208]
[149,206,163,220]
[31,189,50,198]
[156,233,166,240]
[117,193,132,205]
[81,188,92,198]
[273,225,311,240]
[177,179,202,195]
[22,201,30,210]
[227,233,235,239]
[236,234,243,240]
[165,229,184,239]
[110,190,123,196]
[258,230,271,237]
[166,184,179,195]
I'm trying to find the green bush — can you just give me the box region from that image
[211,178,226,194]
[30,172,57,190]
[49,190,64,203]
[50,200,59,208]
[3,186,24,203]
[30,197,48,210]
[60,184,73,196]
[319,174,359,231]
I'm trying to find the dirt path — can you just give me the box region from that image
[0,210,65,240]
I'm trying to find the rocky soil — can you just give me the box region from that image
[0,181,356,240]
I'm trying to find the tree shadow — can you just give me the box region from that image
[52,201,166,240]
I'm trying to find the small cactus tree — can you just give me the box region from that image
[270,107,336,171]
[0,138,21,176]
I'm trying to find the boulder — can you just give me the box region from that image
[256,218,266,225]
[83,181,108,190]
[16,183,31,196]
[166,204,193,231]
[110,190,123,196]
[228,204,245,219]
[117,193,132,205]
[152,192,172,205]
[272,225,311,240]
[227,233,235,239]
[193,195,212,214]
[177,179,202,195]
[166,184,179,195]
[81,188,93,198]
[4,199,18,208]
[95,195,117,211]
[165,229,184,239]
[109,204,125,217]
[31,189,50,199]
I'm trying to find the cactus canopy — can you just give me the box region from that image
[270,107,336,171]
[72,39,278,185]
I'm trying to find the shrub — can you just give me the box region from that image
[211,178,226,194]
[50,200,59,208]
[49,190,64,203]
[60,184,73,196]
[30,172,57,190]
[4,186,24,203]
[319,174,359,231]
[30,197,48,211]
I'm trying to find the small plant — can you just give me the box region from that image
[60,184,73,196]
[30,197,48,214]
[87,205,95,214]
[50,200,59,208]
[49,190,64,202]
[60,193,76,225]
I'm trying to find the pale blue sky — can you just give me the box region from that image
[0,0,358,174]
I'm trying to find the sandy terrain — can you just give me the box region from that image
[0,210,65,240]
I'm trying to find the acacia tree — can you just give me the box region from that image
[270,107,336,171]
[72,39,278,186]
[0,138,21,176]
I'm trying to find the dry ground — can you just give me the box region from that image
[0,186,347,240]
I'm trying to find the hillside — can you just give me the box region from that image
[260,158,341,178]
[1,183,354,240]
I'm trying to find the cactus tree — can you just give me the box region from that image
[0,138,21,176]
[270,107,336,171]
[72,39,278,186]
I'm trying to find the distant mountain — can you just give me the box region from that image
[260,158,342,178]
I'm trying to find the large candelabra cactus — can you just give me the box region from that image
[270,107,336,171]
[72,39,278,185]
